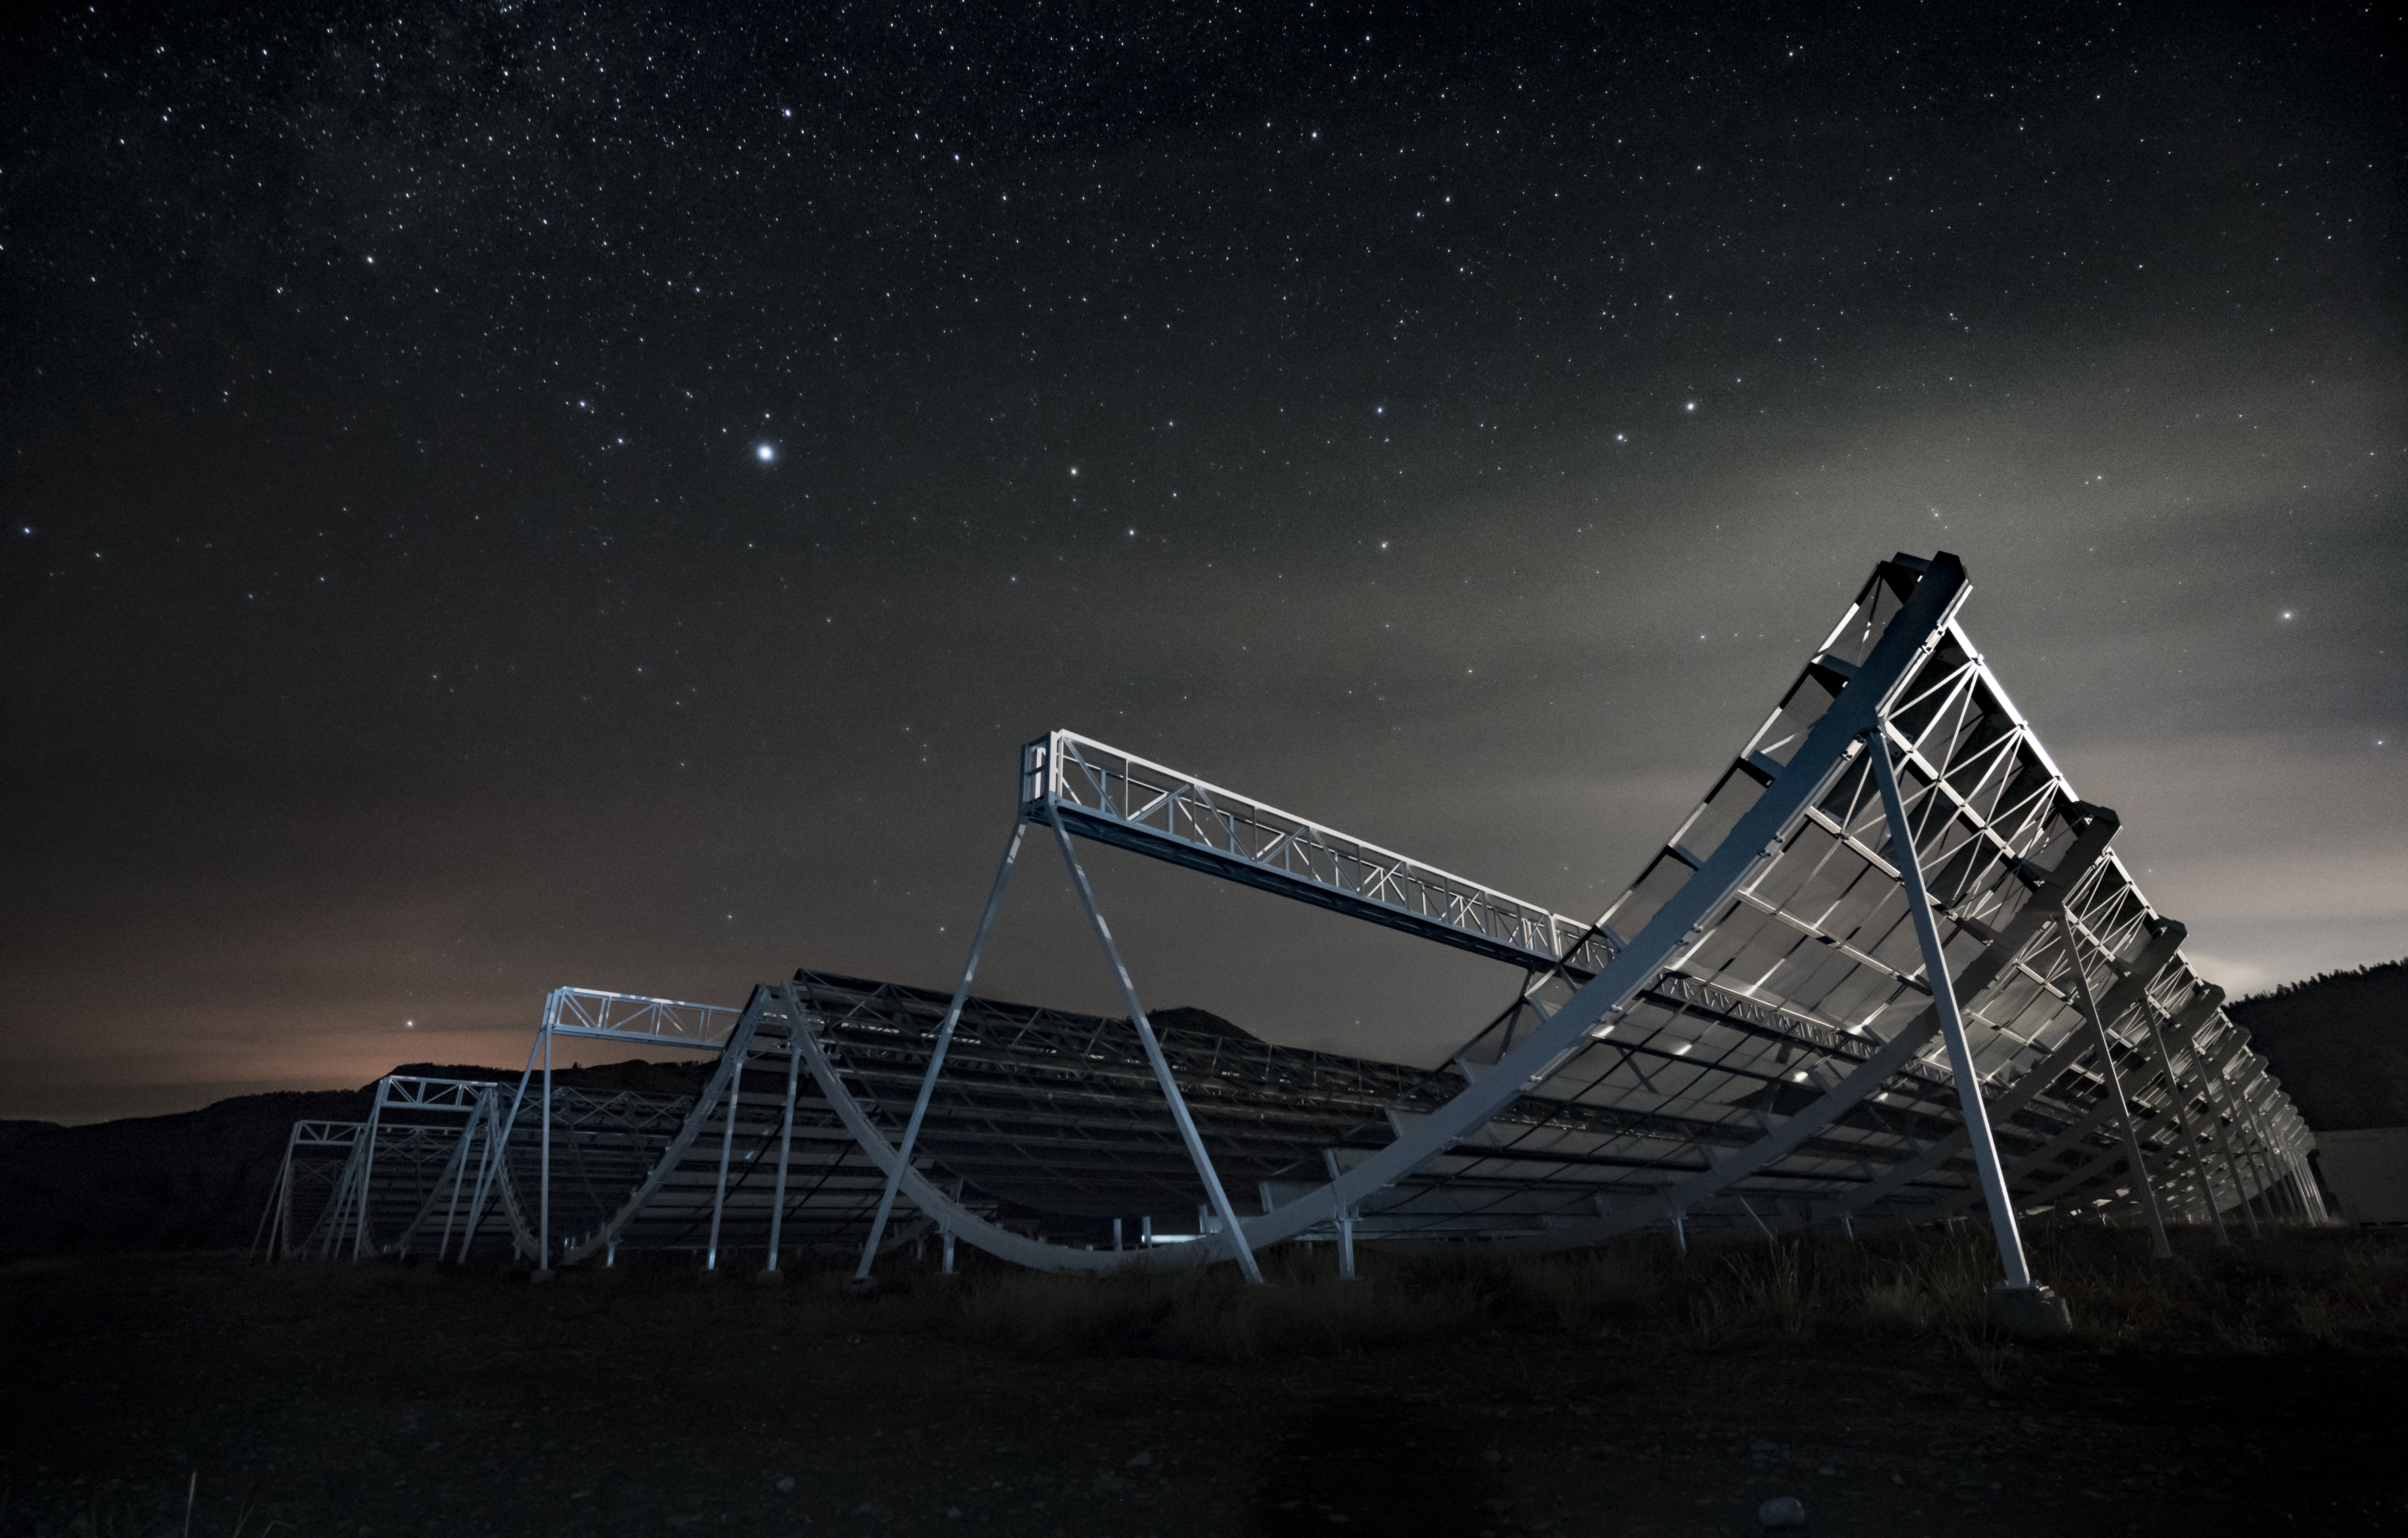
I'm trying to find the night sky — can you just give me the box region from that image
[5,4,2400,1125]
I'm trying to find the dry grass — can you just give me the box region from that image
[890,1222,2408,1363]
[266,1222,2408,1369]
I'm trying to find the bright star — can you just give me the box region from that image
[756,443,775,463]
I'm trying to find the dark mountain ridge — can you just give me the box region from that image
[2228,957,2408,1133]
[0,1011,1255,1257]
[0,1059,709,1258]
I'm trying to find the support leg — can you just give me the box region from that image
[2139,1006,2231,1247]
[1869,729,2065,1335]
[255,1137,295,1261]
[706,1048,744,1271]
[1323,1150,1357,1280]
[1052,821,1264,1284]
[458,1030,544,1264]
[856,823,1027,1279]
[763,1019,803,1278]
[536,1025,555,1278]
[435,1094,483,1261]
[2063,941,2173,1259]
[352,1080,390,1262]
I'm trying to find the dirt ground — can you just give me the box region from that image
[2,1251,2398,1537]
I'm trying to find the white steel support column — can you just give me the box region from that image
[1867,727,2036,1291]
[855,822,1028,1279]
[706,1050,743,1271]
[2141,1007,2230,1246]
[435,1094,481,1261]
[351,1080,389,1261]
[459,1028,545,1265]
[2203,1078,2262,1238]
[763,1025,803,1276]
[536,1023,555,1277]
[1051,820,1264,1284]
[2064,946,2173,1259]
[1323,1151,1357,1280]
[253,1136,295,1260]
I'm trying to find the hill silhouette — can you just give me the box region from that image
[0,1016,1255,1258]
[2228,958,2408,1133]
[0,1058,711,1258]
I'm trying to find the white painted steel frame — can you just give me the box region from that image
[269,550,2321,1276]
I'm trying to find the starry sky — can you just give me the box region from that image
[4,3,2401,1124]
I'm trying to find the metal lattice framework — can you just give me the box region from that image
[267,552,2324,1295]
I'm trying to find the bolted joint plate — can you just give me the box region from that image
[1987,1282,2073,1339]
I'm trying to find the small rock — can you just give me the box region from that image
[1757,1495,1807,1528]
[1126,1450,1154,1468]
[774,1477,795,1493]
[946,1509,962,1520]
[1481,1449,1503,1464]
[1816,1465,1836,1477]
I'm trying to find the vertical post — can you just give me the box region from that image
[2203,1080,2261,1239]
[436,1091,483,1261]
[1112,1218,1123,1252]
[2063,943,2173,1259]
[2139,1007,2230,1246]
[1672,1207,1688,1255]
[1867,728,2037,1292]
[277,1145,297,1258]
[352,1079,390,1261]
[1141,1214,1154,1247]
[941,1228,956,1274]
[706,1047,743,1271]
[458,1029,545,1264]
[1324,1150,1357,1280]
[255,1133,296,1261]
[764,1017,803,1277]
[536,1023,555,1278]
[856,823,1027,1278]
[1052,820,1264,1284]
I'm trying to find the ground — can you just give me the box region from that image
[1,1249,2398,1537]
